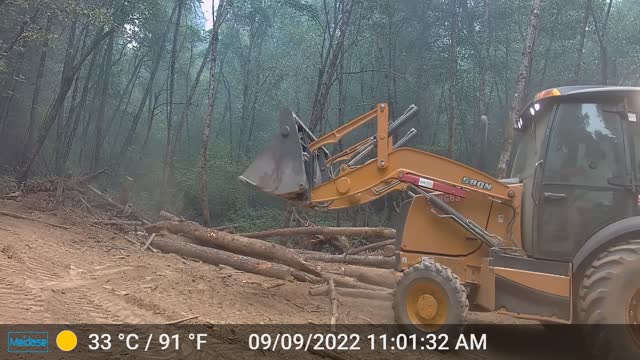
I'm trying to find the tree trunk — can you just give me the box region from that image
[23,14,51,163]
[496,0,541,178]
[329,264,398,288]
[159,0,185,211]
[239,227,396,240]
[308,0,355,131]
[17,25,115,184]
[590,0,613,85]
[537,2,563,90]
[572,0,592,84]
[322,274,389,292]
[0,49,25,144]
[165,36,213,208]
[86,185,150,224]
[478,0,490,118]
[446,0,459,159]
[145,220,321,277]
[299,251,394,268]
[104,51,146,154]
[151,235,311,282]
[199,0,226,226]
[91,32,114,171]
[54,20,79,176]
[309,286,393,302]
[347,239,395,255]
[116,5,178,167]
[63,39,96,166]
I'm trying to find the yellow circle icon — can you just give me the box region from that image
[56,330,78,352]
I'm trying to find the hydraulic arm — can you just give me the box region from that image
[240,103,516,247]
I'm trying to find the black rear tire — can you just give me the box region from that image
[393,259,468,336]
[578,239,640,360]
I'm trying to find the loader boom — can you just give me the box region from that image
[240,103,517,247]
[302,103,515,209]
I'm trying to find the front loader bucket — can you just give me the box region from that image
[239,107,324,202]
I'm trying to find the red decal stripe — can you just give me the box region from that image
[399,173,467,198]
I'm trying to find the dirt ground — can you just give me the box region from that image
[0,194,574,359]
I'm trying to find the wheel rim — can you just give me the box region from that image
[626,288,640,345]
[405,279,448,332]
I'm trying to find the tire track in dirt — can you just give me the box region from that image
[0,219,164,324]
[0,243,53,323]
[85,287,164,323]
[0,276,51,323]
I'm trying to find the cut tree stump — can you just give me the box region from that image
[347,239,395,255]
[118,176,134,207]
[145,221,321,277]
[239,227,396,240]
[309,286,393,302]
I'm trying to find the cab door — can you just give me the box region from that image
[534,103,634,261]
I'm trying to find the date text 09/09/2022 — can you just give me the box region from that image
[248,333,487,352]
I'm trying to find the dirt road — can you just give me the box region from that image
[0,197,399,325]
[0,196,577,359]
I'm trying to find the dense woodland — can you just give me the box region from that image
[0,0,639,230]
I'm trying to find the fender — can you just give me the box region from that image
[572,216,640,272]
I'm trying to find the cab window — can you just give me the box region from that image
[543,103,625,187]
[510,103,551,179]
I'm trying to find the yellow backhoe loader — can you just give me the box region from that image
[240,86,640,358]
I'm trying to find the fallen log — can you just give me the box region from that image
[347,239,395,255]
[142,233,156,251]
[309,286,393,302]
[150,236,307,281]
[329,265,399,289]
[19,169,107,195]
[301,252,394,269]
[87,185,150,225]
[158,232,201,246]
[159,211,184,222]
[322,274,390,292]
[149,232,384,291]
[382,245,395,257]
[145,221,321,277]
[0,211,72,230]
[329,279,338,331]
[159,211,237,231]
[212,224,238,232]
[239,227,396,240]
[91,220,144,226]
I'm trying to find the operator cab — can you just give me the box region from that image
[509,86,640,261]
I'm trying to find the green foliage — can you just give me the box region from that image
[1,0,639,230]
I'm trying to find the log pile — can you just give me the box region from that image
[143,218,398,296]
[3,173,399,309]
[141,216,399,306]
